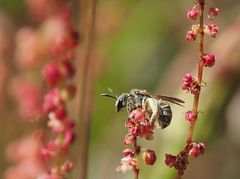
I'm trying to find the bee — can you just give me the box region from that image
[101,88,184,129]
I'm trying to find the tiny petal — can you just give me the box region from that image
[198,142,206,155]
[123,149,135,157]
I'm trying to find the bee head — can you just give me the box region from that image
[101,89,129,112]
[115,93,128,112]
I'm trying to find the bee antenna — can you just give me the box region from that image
[107,87,118,98]
[100,93,118,100]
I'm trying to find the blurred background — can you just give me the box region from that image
[0,0,240,179]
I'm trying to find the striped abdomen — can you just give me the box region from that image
[158,101,172,129]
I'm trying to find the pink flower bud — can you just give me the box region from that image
[188,145,199,157]
[188,142,206,157]
[63,130,75,146]
[187,7,198,20]
[185,111,196,122]
[42,63,62,87]
[142,149,157,165]
[55,106,67,120]
[202,53,215,67]
[182,73,193,86]
[64,118,76,129]
[43,89,62,113]
[208,7,219,20]
[124,134,135,146]
[186,31,197,41]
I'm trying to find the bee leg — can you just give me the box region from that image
[142,98,158,125]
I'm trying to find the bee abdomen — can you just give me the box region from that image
[158,102,172,129]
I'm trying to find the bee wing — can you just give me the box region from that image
[131,89,152,97]
[154,95,185,107]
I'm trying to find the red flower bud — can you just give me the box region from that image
[187,7,198,20]
[208,7,219,20]
[186,31,197,41]
[165,154,177,168]
[202,53,215,67]
[42,63,62,87]
[142,149,157,165]
[185,111,196,122]
[188,142,206,157]
[182,73,193,86]
[55,106,67,120]
[63,130,75,146]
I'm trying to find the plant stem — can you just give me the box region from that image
[134,140,140,179]
[76,0,97,178]
[187,1,205,144]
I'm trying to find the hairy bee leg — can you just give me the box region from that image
[142,98,158,124]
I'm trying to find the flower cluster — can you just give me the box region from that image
[166,0,219,176]
[38,5,78,179]
[165,142,205,176]
[186,4,219,41]
[117,108,156,176]
[124,108,155,145]
[6,1,78,178]
[182,73,201,94]
[116,149,138,173]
